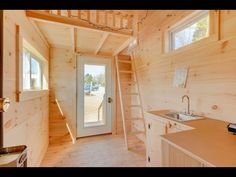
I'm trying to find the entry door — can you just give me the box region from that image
[77,56,112,137]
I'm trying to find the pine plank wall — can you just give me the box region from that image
[2,10,236,166]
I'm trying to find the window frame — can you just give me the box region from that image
[169,11,209,51]
[22,47,44,91]
[169,10,210,51]
[16,37,49,102]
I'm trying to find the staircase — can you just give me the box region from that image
[115,53,146,150]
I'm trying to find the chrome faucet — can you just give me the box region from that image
[182,95,190,115]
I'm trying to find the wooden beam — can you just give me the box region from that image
[29,19,50,48]
[26,10,132,37]
[94,33,109,55]
[113,37,132,56]
[15,24,20,102]
[76,50,112,58]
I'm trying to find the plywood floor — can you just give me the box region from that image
[41,134,146,167]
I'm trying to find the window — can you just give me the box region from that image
[169,11,209,51]
[22,48,44,91]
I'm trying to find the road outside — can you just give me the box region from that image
[84,86,105,123]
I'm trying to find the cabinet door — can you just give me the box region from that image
[162,140,202,167]
[146,118,167,167]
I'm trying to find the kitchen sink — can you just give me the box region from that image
[164,112,204,121]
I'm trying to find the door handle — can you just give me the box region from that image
[108,97,112,103]
[0,98,10,112]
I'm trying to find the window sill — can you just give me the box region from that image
[17,90,49,102]
[163,34,218,58]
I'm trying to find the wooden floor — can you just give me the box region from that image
[41,134,146,167]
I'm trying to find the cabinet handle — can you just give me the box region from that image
[148,156,150,162]
[148,123,151,129]
[165,124,168,134]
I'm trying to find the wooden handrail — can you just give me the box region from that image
[98,94,105,121]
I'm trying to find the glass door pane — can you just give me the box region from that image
[84,64,106,127]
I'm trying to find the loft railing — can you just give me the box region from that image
[42,10,133,32]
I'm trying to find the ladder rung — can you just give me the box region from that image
[118,60,132,64]
[123,92,139,96]
[119,70,133,74]
[128,105,141,107]
[126,117,144,121]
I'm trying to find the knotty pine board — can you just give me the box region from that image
[132,10,236,124]
[3,10,49,166]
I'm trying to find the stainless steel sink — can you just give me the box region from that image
[164,112,204,121]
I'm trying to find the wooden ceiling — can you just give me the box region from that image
[27,10,135,57]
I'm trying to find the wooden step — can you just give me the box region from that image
[118,60,132,64]
[119,70,133,74]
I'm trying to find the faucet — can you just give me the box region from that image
[182,95,190,115]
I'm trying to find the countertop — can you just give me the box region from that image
[147,110,236,167]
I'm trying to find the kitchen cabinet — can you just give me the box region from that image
[145,112,193,167]
[161,139,211,167]
[145,114,167,166]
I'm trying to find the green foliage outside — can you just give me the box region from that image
[192,16,209,42]
[84,73,105,86]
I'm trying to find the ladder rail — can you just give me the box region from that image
[130,52,146,142]
[115,56,128,149]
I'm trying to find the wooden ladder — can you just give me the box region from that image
[115,53,146,150]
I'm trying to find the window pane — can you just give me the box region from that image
[172,13,209,50]
[31,57,41,90]
[22,50,31,90]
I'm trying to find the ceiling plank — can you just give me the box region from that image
[26,10,132,38]
[113,37,132,56]
[29,20,50,48]
[94,33,109,55]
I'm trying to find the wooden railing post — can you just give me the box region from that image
[96,10,99,24]
[78,10,81,19]
[87,10,90,21]
[104,11,107,26]
[128,15,132,29]
[67,10,71,17]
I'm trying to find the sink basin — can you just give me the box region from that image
[164,112,204,121]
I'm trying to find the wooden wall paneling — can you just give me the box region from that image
[49,47,77,142]
[3,10,49,166]
[0,10,3,147]
[133,10,236,128]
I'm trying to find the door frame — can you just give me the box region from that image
[0,10,3,147]
[76,55,115,138]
